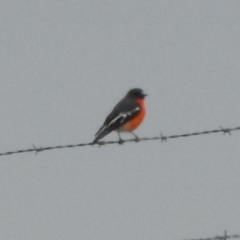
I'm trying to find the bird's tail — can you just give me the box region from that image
[92,125,111,144]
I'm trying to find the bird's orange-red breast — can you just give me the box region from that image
[93,88,147,143]
[119,98,146,132]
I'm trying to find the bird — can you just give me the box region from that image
[93,88,147,144]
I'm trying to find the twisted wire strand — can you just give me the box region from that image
[0,126,239,156]
[182,231,240,240]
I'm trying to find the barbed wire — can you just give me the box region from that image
[182,230,240,240]
[0,126,239,157]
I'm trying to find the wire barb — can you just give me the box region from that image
[220,126,232,135]
[32,144,43,155]
[0,125,240,157]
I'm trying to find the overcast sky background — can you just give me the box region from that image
[0,1,240,240]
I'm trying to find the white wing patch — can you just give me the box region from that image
[95,107,140,138]
[107,107,140,127]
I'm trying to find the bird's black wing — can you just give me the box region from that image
[93,97,140,142]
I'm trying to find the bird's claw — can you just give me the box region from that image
[118,139,124,145]
[134,137,140,142]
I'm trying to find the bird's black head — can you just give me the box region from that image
[127,88,147,99]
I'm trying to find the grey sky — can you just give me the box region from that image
[0,1,240,240]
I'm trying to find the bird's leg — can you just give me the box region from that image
[117,130,124,144]
[130,132,140,142]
